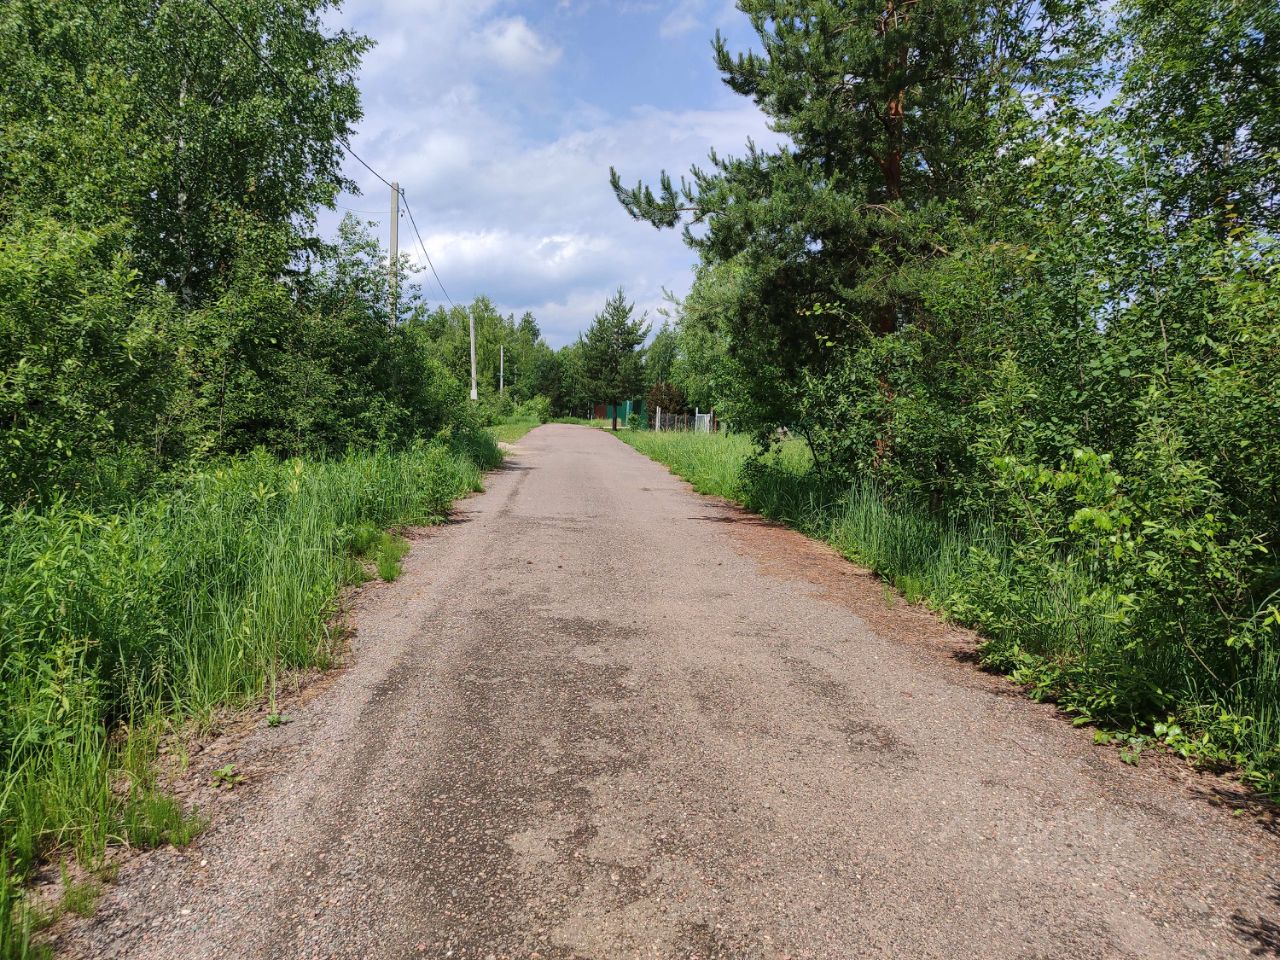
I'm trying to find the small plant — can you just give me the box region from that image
[340,554,370,585]
[374,533,410,582]
[348,521,382,556]
[897,575,925,604]
[210,764,244,790]
[266,712,289,727]
[59,865,102,919]
[119,790,206,849]
[1093,728,1148,765]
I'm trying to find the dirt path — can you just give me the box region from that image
[61,425,1278,959]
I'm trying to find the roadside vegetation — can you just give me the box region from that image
[0,2,514,954]
[2,0,1276,951]
[610,1,1279,794]
[623,428,1280,793]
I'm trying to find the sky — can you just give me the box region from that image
[318,0,781,347]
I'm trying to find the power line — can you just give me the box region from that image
[195,0,456,307]
[340,139,397,191]
[401,191,455,307]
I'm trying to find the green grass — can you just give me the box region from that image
[620,430,1280,794]
[486,418,542,444]
[0,433,500,956]
[58,869,101,920]
[348,523,411,582]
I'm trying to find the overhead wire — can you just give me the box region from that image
[401,191,455,307]
[196,0,457,304]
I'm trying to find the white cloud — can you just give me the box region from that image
[659,1,705,38]
[324,2,780,346]
[476,16,562,73]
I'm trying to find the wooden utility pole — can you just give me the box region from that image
[389,181,400,321]
[469,310,478,401]
[500,344,505,394]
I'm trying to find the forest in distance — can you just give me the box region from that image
[1,0,1278,954]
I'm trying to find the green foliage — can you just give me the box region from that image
[419,299,559,409]
[117,790,205,850]
[0,3,523,952]
[547,341,593,419]
[58,869,101,920]
[0,443,489,954]
[210,765,243,791]
[514,396,552,424]
[580,289,650,429]
[0,219,176,506]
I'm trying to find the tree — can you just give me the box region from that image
[1117,0,1279,236]
[0,0,369,303]
[645,321,679,390]
[549,342,591,418]
[580,289,649,430]
[647,381,685,419]
[611,0,1096,460]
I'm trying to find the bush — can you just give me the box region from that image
[512,395,551,423]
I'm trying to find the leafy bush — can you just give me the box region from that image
[512,395,551,424]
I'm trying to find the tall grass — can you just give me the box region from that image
[0,436,498,954]
[622,430,1280,792]
[486,417,542,444]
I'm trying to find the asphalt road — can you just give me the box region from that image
[63,425,1278,959]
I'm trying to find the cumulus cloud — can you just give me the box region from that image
[323,2,778,346]
[476,17,561,72]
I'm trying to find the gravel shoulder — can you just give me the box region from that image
[57,424,1279,960]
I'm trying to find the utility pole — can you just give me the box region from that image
[469,310,478,401]
[500,344,505,395]
[388,181,400,322]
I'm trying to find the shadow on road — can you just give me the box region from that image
[1232,883,1280,956]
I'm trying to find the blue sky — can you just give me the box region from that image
[319,1,780,346]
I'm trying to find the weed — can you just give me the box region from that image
[119,791,205,850]
[373,533,410,582]
[898,575,925,605]
[58,866,100,919]
[210,765,243,791]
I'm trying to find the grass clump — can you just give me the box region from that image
[117,791,206,850]
[347,523,411,582]
[57,868,101,920]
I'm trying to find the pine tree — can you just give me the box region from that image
[580,289,650,430]
[610,0,1096,444]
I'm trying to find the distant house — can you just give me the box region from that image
[592,399,644,423]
